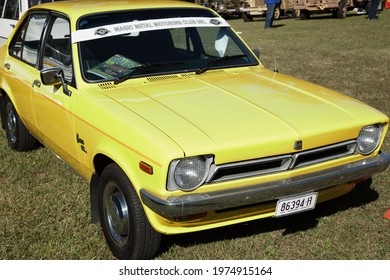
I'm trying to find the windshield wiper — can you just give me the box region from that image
[195,54,248,75]
[114,62,184,84]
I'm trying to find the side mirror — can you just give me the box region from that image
[252,49,260,59]
[40,68,72,96]
[40,67,62,85]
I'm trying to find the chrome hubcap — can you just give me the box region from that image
[5,102,17,144]
[103,182,129,246]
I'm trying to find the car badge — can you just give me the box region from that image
[210,19,221,25]
[95,28,111,36]
[294,140,303,150]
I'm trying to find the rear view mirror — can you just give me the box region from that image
[40,68,72,96]
[40,68,62,85]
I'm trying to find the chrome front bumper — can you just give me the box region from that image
[140,152,390,219]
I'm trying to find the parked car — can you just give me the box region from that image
[0,0,389,260]
[0,0,60,46]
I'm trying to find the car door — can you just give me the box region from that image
[31,14,79,167]
[5,11,47,134]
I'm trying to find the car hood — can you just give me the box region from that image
[101,68,386,163]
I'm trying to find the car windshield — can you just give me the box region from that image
[76,8,258,83]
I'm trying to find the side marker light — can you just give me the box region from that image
[139,161,153,175]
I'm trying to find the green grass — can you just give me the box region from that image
[1,10,390,260]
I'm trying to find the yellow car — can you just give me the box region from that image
[0,0,389,259]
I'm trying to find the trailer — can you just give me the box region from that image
[293,0,385,19]
[241,0,295,21]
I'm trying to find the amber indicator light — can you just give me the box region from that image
[139,161,153,175]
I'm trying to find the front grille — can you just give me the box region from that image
[208,155,293,182]
[292,141,356,168]
[207,140,357,183]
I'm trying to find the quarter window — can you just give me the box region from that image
[42,16,73,82]
[9,12,47,66]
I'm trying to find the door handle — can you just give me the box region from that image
[32,80,41,88]
[4,63,10,70]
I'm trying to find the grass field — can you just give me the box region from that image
[0,9,389,260]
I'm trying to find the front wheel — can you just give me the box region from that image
[293,9,301,18]
[337,0,347,18]
[1,96,38,151]
[99,163,161,259]
[274,6,281,20]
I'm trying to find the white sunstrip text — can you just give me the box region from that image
[72,17,230,43]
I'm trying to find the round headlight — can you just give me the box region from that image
[172,156,210,191]
[357,125,382,155]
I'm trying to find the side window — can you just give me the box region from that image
[3,0,19,20]
[9,13,47,66]
[171,28,193,52]
[0,0,5,17]
[29,0,55,8]
[198,27,241,57]
[42,16,72,82]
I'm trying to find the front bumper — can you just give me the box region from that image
[141,152,390,219]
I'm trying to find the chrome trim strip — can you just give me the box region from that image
[206,140,357,183]
[206,155,293,183]
[141,152,390,218]
[291,140,356,168]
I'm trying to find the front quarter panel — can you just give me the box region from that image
[71,83,184,195]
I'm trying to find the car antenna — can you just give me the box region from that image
[273,57,279,73]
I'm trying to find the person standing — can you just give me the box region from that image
[264,0,281,29]
[368,0,380,20]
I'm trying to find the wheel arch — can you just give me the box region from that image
[0,86,22,130]
[0,89,15,130]
[0,89,7,130]
[89,151,149,224]
[90,153,115,224]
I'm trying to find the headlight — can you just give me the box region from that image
[356,125,383,155]
[167,155,214,191]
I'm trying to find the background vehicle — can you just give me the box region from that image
[293,0,385,19]
[241,0,295,21]
[194,0,242,18]
[0,0,58,46]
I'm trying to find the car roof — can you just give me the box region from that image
[29,0,202,21]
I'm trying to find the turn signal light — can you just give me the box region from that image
[139,161,153,175]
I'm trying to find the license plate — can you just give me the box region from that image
[275,192,318,217]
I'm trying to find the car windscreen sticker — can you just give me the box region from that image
[72,17,230,43]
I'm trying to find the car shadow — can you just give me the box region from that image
[158,178,378,256]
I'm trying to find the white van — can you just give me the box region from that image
[0,0,57,46]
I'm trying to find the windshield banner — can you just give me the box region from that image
[72,17,230,43]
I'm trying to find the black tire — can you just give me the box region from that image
[99,163,161,259]
[337,0,347,18]
[1,96,38,151]
[242,12,253,22]
[300,11,310,20]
